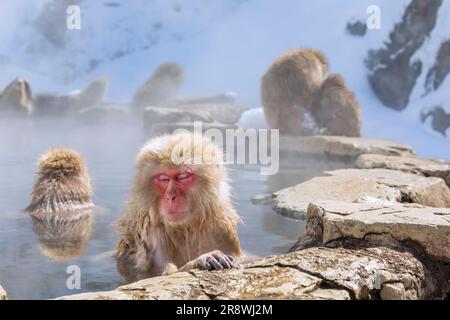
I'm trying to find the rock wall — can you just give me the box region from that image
[366,0,443,110]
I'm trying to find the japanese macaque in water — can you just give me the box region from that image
[115,133,242,279]
[26,148,93,214]
[261,48,328,135]
[26,148,94,260]
[131,62,184,116]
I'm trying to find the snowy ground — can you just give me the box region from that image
[0,0,449,160]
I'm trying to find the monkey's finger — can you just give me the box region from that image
[214,254,232,269]
[227,255,239,267]
[207,256,224,270]
[198,259,213,271]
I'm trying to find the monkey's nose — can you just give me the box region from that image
[166,193,177,202]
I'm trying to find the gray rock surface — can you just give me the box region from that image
[269,168,450,219]
[294,200,450,263]
[356,153,450,186]
[279,135,414,158]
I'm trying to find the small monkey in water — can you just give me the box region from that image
[26,148,93,214]
[26,148,94,261]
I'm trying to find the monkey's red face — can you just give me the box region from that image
[152,168,196,223]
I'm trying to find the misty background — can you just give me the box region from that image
[1,0,450,160]
[1,0,450,299]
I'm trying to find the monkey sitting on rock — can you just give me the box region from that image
[312,74,361,137]
[115,132,242,280]
[261,48,361,137]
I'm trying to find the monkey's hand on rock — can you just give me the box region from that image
[181,250,238,272]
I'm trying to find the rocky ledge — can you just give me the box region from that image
[269,168,450,220]
[59,245,446,300]
[57,136,450,300]
[279,135,415,158]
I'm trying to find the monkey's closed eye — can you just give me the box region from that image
[176,172,191,181]
[155,174,170,182]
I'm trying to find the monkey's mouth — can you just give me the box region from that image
[166,211,189,221]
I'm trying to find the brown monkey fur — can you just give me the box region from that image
[26,148,93,213]
[131,62,184,116]
[313,74,361,137]
[115,133,242,279]
[261,48,328,135]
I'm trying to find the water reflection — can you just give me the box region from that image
[30,211,92,262]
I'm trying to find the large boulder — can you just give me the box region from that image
[268,168,450,219]
[289,201,450,299]
[292,201,450,264]
[356,153,450,187]
[0,77,33,115]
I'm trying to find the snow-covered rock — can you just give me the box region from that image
[238,108,268,129]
